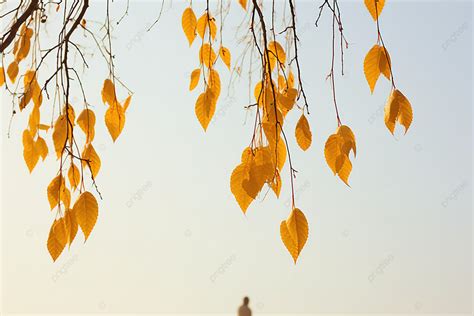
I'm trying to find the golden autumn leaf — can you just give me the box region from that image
[199,43,216,68]
[196,13,217,40]
[270,169,282,198]
[280,208,309,263]
[47,174,66,210]
[47,218,67,261]
[295,114,312,151]
[364,45,391,93]
[73,191,98,241]
[182,7,197,46]
[189,68,201,91]
[123,95,132,112]
[365,0,385,21]
[22,129,40,172]
[208,69,221,101]
[77,109,96,143]
[61,187,71,209]
[242,147,274,199]
[105,104,126,141]
[28,106,40,135]
[238,0,248,10]
[101,79,117,106]
[0,67,5,86]
[68,163,81,191]
[81,143,101,178]
[195,89,216,131]
[324,125,356,185]
[52,114,70,158]
[230,162,254,213]
[64,208,78,246]
[219,46,231,70]
[384,89,413,134]
[35,136,48,161]
[7,61,19,83]
[267,41,286,70]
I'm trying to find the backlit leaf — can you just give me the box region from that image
[22,129,39,172]
[82,144,101,178]
[64,208,78,246]
[35,136,48,161]
[182,7,197,46]
[77,109,96,143]
[365,0,385,21]
[68,163,81,191]
[364,45,391,93]
[384,89,413,134]
[230,162,254,213]
[101,79,117,106]
[295,114,312,151]
[47,175,66,210]
[105,104,126,142]
[219,46,231,70]
[199,43,216,68]
[195,89,216,131]
[280,208,308,263]
[189,68,201,91]
[7,61,19,83]
[238,0,248,10]
[47,218,67,261]
[73,191,98,241]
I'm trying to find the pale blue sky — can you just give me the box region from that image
[1,0,472,314]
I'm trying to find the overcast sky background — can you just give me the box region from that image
[1,0,472,315]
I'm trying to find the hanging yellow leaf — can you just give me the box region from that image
[238,0,248,10]
[230,161,254,213]
[61,187,71,209]
[196,13,217,40]
[337,125,357,157]
[189,68,201,91]
[101,79,117,106]
[219,46,231,70]
[199,43,216,68]
[269,169,281,198]
[195,89,216,131]
[47,218,67,261]
[47,174,66,210]
[182,7,197,46]
[242,146,274,199]
[384,89,413,134]
[73,191,98,241]
[0,67,5,86]
[52,114,71,158]
[295,114,312,151]
[7,61,19,83]
[81,144,101,178]
[280,208,308,263]
[208,69,221,101]
[324,125,356,185]
[123,95,132,112]
[365,0,385,21]
[22,129,39,172]
[64,208,78,246]
[77,109,96,143]
[105,103,126,141]
[68,163,81,191]
[267,41,286,70]
[364,45,391,93]
[35,136,48,160]
[28,106,40,135]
